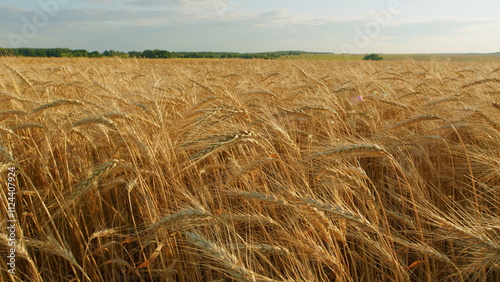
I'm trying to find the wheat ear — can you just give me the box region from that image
[0,146,14,161]
[0,233,42,281]
[2,62,39,95]
[388,114,442,130]
[144,208,213,233]
[306,144,387,159]
[225,191,288,206]
[231,244,290,255]
[72,116,117,129]
[0,109,29,115]
[297,196,375,231]
[25,237,91,281]
[10,123,46,131]
[48,159,120,214]
[460,78,500,89]
[185,232,266,282]
[32,99,84,113]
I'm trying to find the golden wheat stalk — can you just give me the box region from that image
[261,72,280,82]
[185,232,263,282]
[425,97,462,106]
[25,237,91,280]
[88,228,119,241]
[185,96,220,115]
[0,125,16,136]
[306,144,387,159]
[189,130,256,161]
[0,145,14,161]
[460,78,500,89]
[92,80,113,93]
[296,196,375,231]
[348,231,410,280]
[225,191,288,206]
[388,114,442,130]
[470,110,500,131]
[487,67,500,76]
[32,99,84,113]
[239,90,277,98]
[144,208,213,232]
[366,96,413,109]
[218,213,280,227]
[391,236,453,264]
[293,64,327,89]
[191,105,229,126]
[231,244,290,255]
[48,159,120,214]
[0,109,29,115]
[2,62,39,96]
[331,86,356,94]
[380,76,407,82]
[190,79,216,94]
[298,104,332,113]
[10,123,46,131]
[225,157,278,186]
[0,233,42,281]
[72,116,117,129]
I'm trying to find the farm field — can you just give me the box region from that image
[289,53,500,62]
[0,57,499,281]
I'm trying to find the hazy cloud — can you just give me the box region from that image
[84,0,114,4]
[1,1,499,53]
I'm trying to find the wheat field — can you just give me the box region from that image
[0,57,499,281]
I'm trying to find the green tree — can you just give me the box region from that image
[89,51,103,58]
[60,52,74,58]
[34,49,47,57]
[72,49,89,57]
[103,50,126,57]
[363,53,383,61]
[142,50,154,58]
[128,51,143,58]
[153,49,173,58]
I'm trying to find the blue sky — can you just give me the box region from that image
[1,0,499,53]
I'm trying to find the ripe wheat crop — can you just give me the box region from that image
[0,57,499,281]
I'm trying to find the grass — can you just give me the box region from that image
[0,57,499,281]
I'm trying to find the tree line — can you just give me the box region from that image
[0,48,308,59]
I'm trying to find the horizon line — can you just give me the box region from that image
[1,47,500,55]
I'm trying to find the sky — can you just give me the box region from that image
[1,0,499,53]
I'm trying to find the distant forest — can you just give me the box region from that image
[0,48,316,59]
